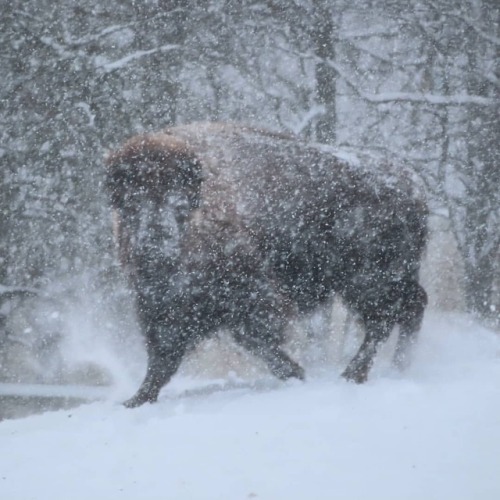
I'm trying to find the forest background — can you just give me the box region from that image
[1,0,498,335]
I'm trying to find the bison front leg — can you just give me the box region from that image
[262,347,305,381]
[341,319,393,384]
[233,308,305,382]
[234,328,305,381]
[124,323,190,408]
[227,266,306,381]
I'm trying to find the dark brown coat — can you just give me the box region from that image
[106,122,428,407]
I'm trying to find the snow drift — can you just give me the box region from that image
[1,311,499,500]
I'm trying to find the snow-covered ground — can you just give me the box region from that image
[1,311,499,500]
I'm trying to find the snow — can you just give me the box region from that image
[324,58,495,106]
[97,44,179,73]
[1,312,500,500]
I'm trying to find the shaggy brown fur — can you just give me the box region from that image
[106,122,428,407]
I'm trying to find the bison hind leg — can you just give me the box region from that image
[393,282,427,370]
[341,281,427,384]
[341,318,394,384]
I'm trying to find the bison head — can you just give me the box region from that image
[105,134,202,287]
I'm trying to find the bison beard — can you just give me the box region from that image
[106,122,428,408]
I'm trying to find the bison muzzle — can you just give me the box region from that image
[106,122,428,407]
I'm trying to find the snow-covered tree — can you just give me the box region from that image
[0,0,497,322]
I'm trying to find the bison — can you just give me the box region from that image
[105,122,428,407]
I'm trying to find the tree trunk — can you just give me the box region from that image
[313,1,338,144]
[461,6,500,321]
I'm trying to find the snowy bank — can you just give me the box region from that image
[1,312,499,500]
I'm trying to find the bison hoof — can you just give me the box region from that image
[392,352,411,372]
[275,360,306,381]
[123,392,157,408]
[341,365,368,384]
[288,363,306,381]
